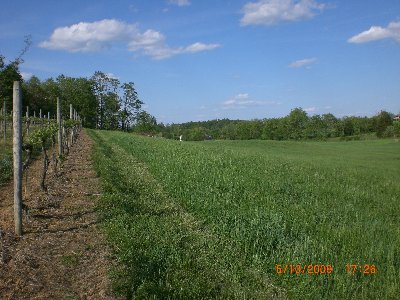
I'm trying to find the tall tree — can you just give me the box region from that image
[120,82,143,130]
[91,71,120,129]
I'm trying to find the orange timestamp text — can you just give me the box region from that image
[275,264,333,275]
[345,264,377,275]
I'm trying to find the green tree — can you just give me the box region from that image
[91,71,120,129]
[221,123,238,140]
[287,108,309,140]
[57,75,97,127]
[186,127,207,141]
[0,56,22,111]
[134,111,158,134]
[343,117,355,136]
[376,111,393,138]
[22,75,46,114]
[393,121,400,137]
[120,82,143,130]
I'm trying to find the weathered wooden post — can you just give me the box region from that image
[13,81,23,236]
[3,101,6,144]
[57,97,63,156]
[69,104,74,146]
[25,106,30,137]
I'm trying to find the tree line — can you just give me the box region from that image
[1,49,151,131]
[159,108,400,141]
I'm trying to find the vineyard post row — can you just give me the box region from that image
[10,81,82,236]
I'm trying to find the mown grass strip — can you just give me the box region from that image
[89,129,283,299]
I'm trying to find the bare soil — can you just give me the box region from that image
[0,130,115,299]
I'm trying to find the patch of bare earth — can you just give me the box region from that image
[0,130,116,299]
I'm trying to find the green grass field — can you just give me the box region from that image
[89,129,400,299]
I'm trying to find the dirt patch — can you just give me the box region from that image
[0,130,116,299]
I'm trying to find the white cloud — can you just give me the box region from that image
[21,72,33,81]
[40,19,219,59]
[289,57,316,68]
[241,0,326,26]
[348,21,400,44]
[223,93,278,109]
[184,42,220,53]
[304,106,317,113]
[39,19,136,52]
[128,32,220,59]
[105,72,119,80]
[168,0,191,6]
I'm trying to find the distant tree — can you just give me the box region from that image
[221,123,238,140]
[134,111,158,134]
[376,111,393,137]
[306,115,326,139]
[57,75,97,127]
[186,127,207,141]
[321,113,339,137]
[120,82,143,130]
[393,121,400,138]
[287,108,308,140]
[22,76,46,114]
[343,117,355,136]
[91,71,120,129]
[41,78,61,117]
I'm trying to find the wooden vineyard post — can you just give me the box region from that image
[3,101,6,144]
[13,81,23,236]
[57,97,63,156]
[26,106,30,137]
[69,104,74,146]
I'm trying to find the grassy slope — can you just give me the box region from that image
[89,130,400,299]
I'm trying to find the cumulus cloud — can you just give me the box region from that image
[40,19,219,59]
[129,33,220,59]
[241,0,326,26]
[223,93,277,109]
[289,57,316,68]
[21,72,33,81]
[168,0,191,6]
[39,19,135,52]
[184,42,220,53]
[348,21,400,44]
[304,106,317,113]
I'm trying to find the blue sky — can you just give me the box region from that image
[1,0,399,123]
